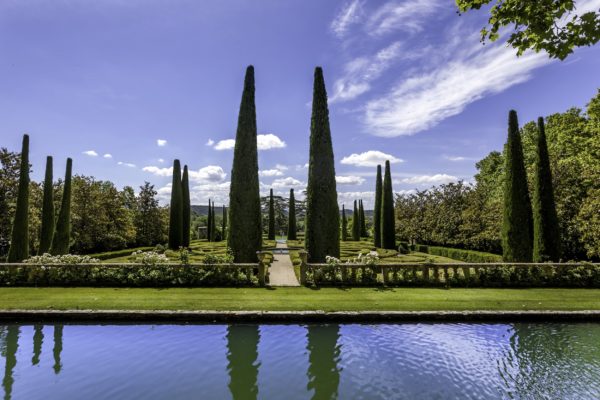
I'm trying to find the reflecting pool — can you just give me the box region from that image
[1,323,599,399]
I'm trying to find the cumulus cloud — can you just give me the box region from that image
[103,153,112,159]
[143,165,226,183]
[213,134,286,151]
[157,139,167,146]
[260,169,284,177]
[401,174,458,185]
[205,138,215,146]
[271,177,305,189]
[336,175,365,185]
[142,166,172,177]
[341,150,403,167]
[82,150,98,157]
[214,139,236,150]
[117,161,136,168]
[331,0,364,38]
[337,191,375,208]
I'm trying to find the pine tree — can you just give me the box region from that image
[50,158,72,255]
[228,66,262,262]
[39,156,55,254]
[181,165,191,248]
[352,200,360,241]
[381,160,396,250]
[207,199,212,242]
[359,199,367,237]
[532,117,560,262]
[305,67,340,262]
[502,110,533,262]
[7,134,30,262]
[373,165,382,248]
[222,205,227,241]
[268,188,275,240]
[287,189,297,240]
[168,159,183,249]
[341,204,348,241]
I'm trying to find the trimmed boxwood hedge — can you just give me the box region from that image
[424,245,503,263]
[87,247,155,261]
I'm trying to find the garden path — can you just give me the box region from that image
[268,241,300,287]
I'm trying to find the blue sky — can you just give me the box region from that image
[2,0,600,208]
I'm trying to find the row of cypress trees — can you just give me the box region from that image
[370,161,395,250]
[7,134,73,262]
[502,111,560,262]
[167,160,191,249]
[206,199,221,242]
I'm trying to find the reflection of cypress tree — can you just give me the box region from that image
[226,325,260,400]
[32,325,44,366]
[306,325,340,400]
[2,326,19,400]
[53,325,63,374]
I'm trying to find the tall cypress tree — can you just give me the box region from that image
[222,205,227,241]
[207,199,212,242]
[359,199,367,237]
[352,200,360,241]
[228,66,262,262]
[502,110,533,262]
[305,67,340,262]
[532,117,560,262]
[8,134,30,262]
[268,188,275,240]
[287,189,297,240]
[39,156,55,254]
[181,165,191,248]
[381,160,395,250]
[50,158,72,255]
[212,203,217,241]
[168,159,183,249]
[373,165,382,247]
[341,204,348,242]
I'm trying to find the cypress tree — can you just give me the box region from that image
[287,189,297,240]
[168,159,183,249]
[207,199,212,242]
[381,160,396,250]
[359,199,367,237]
[502,110,533,262]
[268,189,275,240]
[228,65,262,262]
[50,158,72,255]
[211,203,217,241]
[341,204,348,241]
[222,205,227,241]
[305,67,340,261]
[532,117,560,262]
[181,165,191,248]
[7,134,30,262]
[352,200,360,241]
[39,156,55,254]
[373,165,382,247]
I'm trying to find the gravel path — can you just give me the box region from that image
[268,241,300,287]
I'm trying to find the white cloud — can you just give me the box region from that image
[188,165,226,183]
[103,153,112,159]
[118,161,136,168]
[143,166,172,177]
[367,0,442,36]
[444,155,477,162]
[401,174,458,185]
[214,139,236,150]
[330,41,403,103]
[337,191,374,208]
[157,139,167,147]
[331,0,364,38]
[205,138,215,146]
[158,158,165,163]
[341,150,403,167]
[271,177,305,189]
[259,169,284,177]
[336,175,365,185]
[82,150,98,157]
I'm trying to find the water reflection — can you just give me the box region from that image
[306,325,341,400]
[53,326,63,374]
[226,325,260,400]
[2,327,18,400]
[32,325,43,366]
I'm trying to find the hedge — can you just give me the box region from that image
[0,263,260,287]
[424,245,503,263]
[85,247,156,261]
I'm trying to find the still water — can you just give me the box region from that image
[1,323,599,399]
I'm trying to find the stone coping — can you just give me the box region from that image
[0,310,599,323]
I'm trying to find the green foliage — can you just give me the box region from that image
[207,199,213,242]
[341,204,348,241]
[131,250,170,265]
[456,0,600,60]
[222,205,227,241]
[8,134,30,262]
[50,158,73,255]
[181,165,191,248]
[287,189,297,240]
[381,160,395,250]
[228,66,262,262]
[39,156,55,254]
[305,67,340,262]
[352,200,360,241]
[424,245,503,263]
[532,117,561,262]
[211,203,217,241]
[268,188,275,240]
[373,165,382,248]
[23,253,100,264]
[134,182,166,246]
[398,241,409,254]
[502,110,533,262]
[359,199,367,237]
[0,148,21,258]
[168,159,183,249]
[87,246,155,260]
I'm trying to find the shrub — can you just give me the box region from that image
[131,250,169,266]
[423,245,502,263]
[23,253,100,264]
[88,247,155,261]
[398,242,409,254]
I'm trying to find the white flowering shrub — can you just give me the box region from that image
[131,250,170,266]
[23,253,100,264]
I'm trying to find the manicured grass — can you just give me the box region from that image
[1,287,598,311]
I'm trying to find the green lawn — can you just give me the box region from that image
[0,287,598,311]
